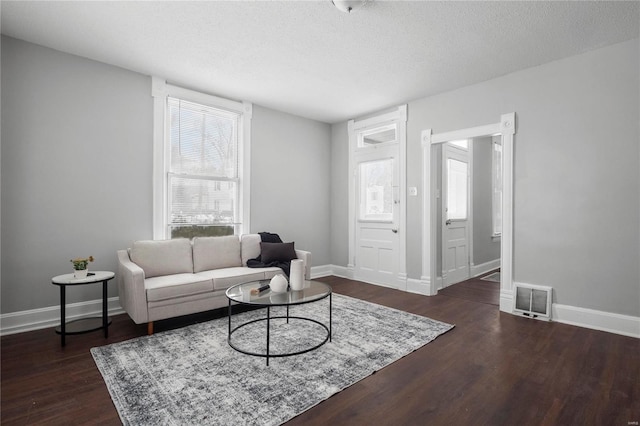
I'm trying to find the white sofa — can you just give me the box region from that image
[116,234,311,334]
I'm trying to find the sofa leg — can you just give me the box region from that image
[147,321,154,335]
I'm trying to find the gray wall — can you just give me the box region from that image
[250,105,331,265]
[472,136,500,266]
[334,38,639,317]
[1,36,332,315]
[330,121,349,266]
[1,36,154,312]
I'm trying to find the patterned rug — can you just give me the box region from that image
[91,294,453,425]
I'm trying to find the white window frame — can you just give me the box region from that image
[152,78,252,239]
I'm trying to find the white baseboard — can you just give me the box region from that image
[320,264,352,279]
[1,297,125,336]
[501,284,639,338]
[499,289,513,313]
[552,304,640,338]
[407,277,432,295]
[5,271,636,339]
[310,265,333,279]
[471,259,500,277]
[397,273,408,291]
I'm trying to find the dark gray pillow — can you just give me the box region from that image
[260,242,297,263]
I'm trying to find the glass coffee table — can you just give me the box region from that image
[226,279,332,366]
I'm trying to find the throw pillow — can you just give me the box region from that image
[260,242,297,263]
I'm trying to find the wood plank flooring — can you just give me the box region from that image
[2,276,638,425]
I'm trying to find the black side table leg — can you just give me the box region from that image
[102,280,108,338]
[60,286,66,347]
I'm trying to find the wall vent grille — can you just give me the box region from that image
[513,283,552,321]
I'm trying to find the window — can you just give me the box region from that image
[359,158,394,221]
[446,158,468,221]
[153,79,251,239]
[358,123,397,148]
[492,137,502,237]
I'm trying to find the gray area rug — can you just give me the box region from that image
[91,294,453,425]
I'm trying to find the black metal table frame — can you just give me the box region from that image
[227,292,332,366]
[52,276,113,346]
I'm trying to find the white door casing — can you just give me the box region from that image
[442,143,471,287]
[421,112,516,314]
[348,105,407,289]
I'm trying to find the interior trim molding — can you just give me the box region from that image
[500,289,514,312]
[310,265,334,279]
[0,297,124,337]
[422,112,516,309]
[3,271,637,339]
[471,259,501,277]
[407,278,431,295]
[551,303,640,339]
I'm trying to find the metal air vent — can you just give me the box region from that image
[513,283,552,321]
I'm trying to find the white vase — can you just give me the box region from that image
[269,274,288,293]
[289,259,304,290]
[74,269,88,278]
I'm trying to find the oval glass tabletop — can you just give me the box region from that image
[226,279,331,306]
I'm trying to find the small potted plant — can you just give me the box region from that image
[71,256,94,278]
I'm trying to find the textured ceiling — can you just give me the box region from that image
[1,1,638,123]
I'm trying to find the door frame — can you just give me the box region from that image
[348,105,407,289]
[421,112,516,313]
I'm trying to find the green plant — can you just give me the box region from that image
[71,256,94,270]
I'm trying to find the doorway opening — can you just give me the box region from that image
[441,136,502,288]
[421,113,516,313]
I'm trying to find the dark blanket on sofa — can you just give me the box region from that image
[246,232,294,277]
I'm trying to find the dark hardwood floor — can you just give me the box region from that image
[437,271,500,306]
[2,276,638,425]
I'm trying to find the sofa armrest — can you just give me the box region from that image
[295,249,312,280]
[117,249,148,324]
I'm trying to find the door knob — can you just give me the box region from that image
[391,229,398,233]
[445,219,452,225]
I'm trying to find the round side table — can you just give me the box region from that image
[51,271,115,346]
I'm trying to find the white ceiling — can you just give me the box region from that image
[1,1,638,123]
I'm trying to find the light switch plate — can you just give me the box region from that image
[408,187,418,196]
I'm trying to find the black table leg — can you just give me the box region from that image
[102,280,108,338]
[60,286,66,347]
[266,306,270,366]
[329,293,332,342]
[228,299,232,336]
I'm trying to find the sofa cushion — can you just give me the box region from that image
[193,235,242,272]
[240,234,261,266]
[145,273,214,302]
[195,267,267,290]
[131,239,193,278]
[260,242,298,263]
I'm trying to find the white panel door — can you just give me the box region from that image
[354,145,399,287]
[443,143,470,286]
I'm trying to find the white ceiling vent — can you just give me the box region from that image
[513,283,552,321]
